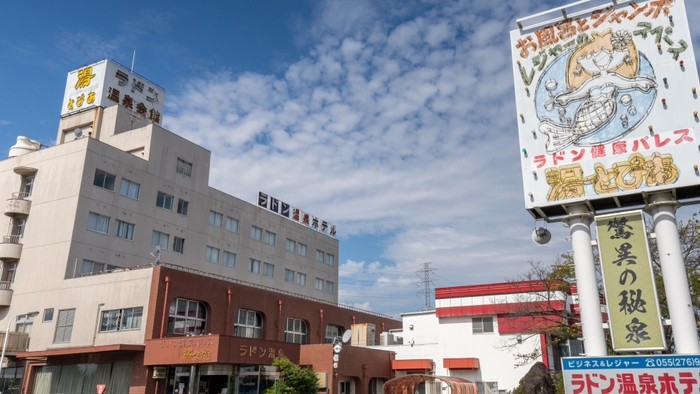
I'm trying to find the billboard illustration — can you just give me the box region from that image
[511,0,700,220]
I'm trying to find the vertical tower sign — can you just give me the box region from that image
[511,0,700,221]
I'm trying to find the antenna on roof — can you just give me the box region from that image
[150,245,161,265]
[74,128,83,140]
[131,50,136,72]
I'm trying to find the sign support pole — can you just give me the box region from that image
[564,204,607,356]
[646,192,700,354]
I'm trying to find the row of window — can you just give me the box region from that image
[316,249,335,266]
[88,212,135,240]
[33,305,144,345]
[285,239,308,256]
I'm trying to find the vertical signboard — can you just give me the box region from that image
[61,59,166,125]
[562,355,700,394]
[596,210,665,351]
[511,0,700,219]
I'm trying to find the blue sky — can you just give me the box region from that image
[2,0,700,318]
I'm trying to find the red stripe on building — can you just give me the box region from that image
[443,358,480,370]
[436,300,567,318]
[435,281,570,299]
[496,315,564,334]
[392,359,433,370]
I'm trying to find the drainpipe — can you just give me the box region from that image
[278,300,283,341]
[160,276,170,338]
[92,303,105,346]
[319,309,324,343]
[226,289,232,335]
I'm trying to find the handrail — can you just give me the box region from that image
[2,235,21,244]
[10,192,30,200]
[77,262,394,319]
[0,281,11,290]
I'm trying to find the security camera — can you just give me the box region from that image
[532,227,552,245]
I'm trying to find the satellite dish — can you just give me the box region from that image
[150,245,161,264]
[74,128,83,140]
[333,343,342,353]
[341,329,352,344]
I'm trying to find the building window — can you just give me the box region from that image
[249,259,260,274]
[263,262,274,277]
[53,309,76,343]
[81,259,115,275]
[250,226,262,241]
[12,218,26,240]
[119,179,140,199]
[297,243,307,257]
[225,217,239,233]
[223,251,236,267]
[151,230,169,250]
[472,317,494,334]
[286,239,296,252]
[315,278,324,291]
[326,281,335,294]
[93,169,116,191]
[234,309,263,339]
[326,254,335,266]
[206,246,220,263]
[209,211,223,227]
[156,191,174,211]
[168,298,206,335]
[87,212,110,234]
[325,324,344,343]
[173,237,185,253]
[264,231,276,245]
[15,313,35,334]
[114,220,135,240]
[177,199,189,215]
[43,308,54,322]
[296,273,306,287]
[177,158,193,177]
[21,176,34,198]
[100,307,143,332]
[285,269,295,283]
[284,318,307,344]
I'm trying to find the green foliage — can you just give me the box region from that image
[268,356,320,394]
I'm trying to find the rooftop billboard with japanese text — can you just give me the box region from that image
[511,0,700,220]
[61,59,165,125]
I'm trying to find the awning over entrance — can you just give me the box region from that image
[384,375,477,394]
[17,344,145,358]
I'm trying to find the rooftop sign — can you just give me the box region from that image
[258,192,336,238]
[511,0,700,220]
[61,59,165,125]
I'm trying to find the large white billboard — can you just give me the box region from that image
[511,0,699,220]
[61,59,165,125]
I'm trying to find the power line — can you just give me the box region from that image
[416,262,437,311]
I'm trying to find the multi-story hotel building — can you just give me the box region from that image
[0,59,400,394]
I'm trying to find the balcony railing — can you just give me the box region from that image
[2,235,21,244]
[0,331,29,355]
[11,192,30,200]
[0,281,11,290]
[5,192,31,217]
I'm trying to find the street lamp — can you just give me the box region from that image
[0,311,39,380]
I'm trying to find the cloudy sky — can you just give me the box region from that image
[2,0,699,318]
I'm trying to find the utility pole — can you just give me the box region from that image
[416,262,437,311]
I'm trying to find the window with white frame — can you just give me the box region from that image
[297,243,307,257]
[249,259,260,274]
[264,231,276,245]
[114,220,135,240]
[205,246,220,263]
[151,230,169,250]
[100,307,143,332]
[315,278,324,291]
[326,254,335,266]
[21,176,34,198]
[176,158,193,177]
[325,324,344,343]
[250,226,262,241]
[234,309,263,339]
[119,179,140,199]
[209,211,223,227]
[81,259,116,275]
[53,309,76,343]
[43,308,54,322]
[284,269,295,283]
[263,262,274,277]
[296,273,306,287]
[87,212,110,234]
[472,317,494,334]
[15,313,35,334]
[223,251,236,267]
[325,281,335,294]
[168,298,206,335]
[93,169,116,191]
[177,199,189,215]
[173,237,185,253]
[225,217,238,233]
[286,239,296,252]
[156,191,174,211]
[316,250,324,263]
[284,317,307,344]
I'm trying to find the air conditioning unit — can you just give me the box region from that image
[351,323,376,346]
[380,332,397,345]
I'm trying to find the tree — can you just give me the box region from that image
[267,356,320,394]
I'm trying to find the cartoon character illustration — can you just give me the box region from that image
[535,29,658,153]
